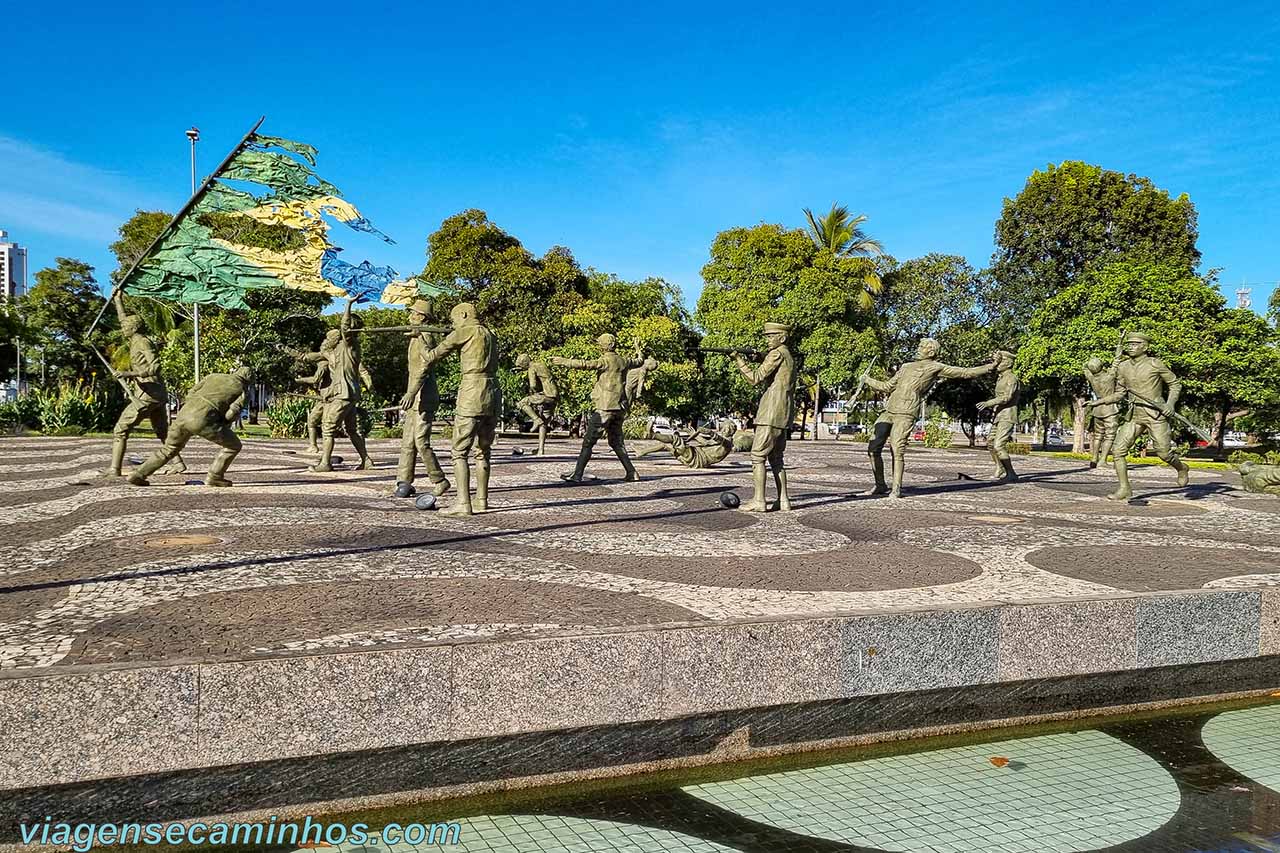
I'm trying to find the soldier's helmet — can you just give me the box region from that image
[450,302,477,325]
[515,354,531,369]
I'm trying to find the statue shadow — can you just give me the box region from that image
[890,464,1097,498]
[0,490,855,597]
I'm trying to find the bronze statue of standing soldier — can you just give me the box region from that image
[734,321,797,512]
[307,298,373,473]
[401,302,501,516]
[106,294,185,478]
[1085,331,1190,501]
[292,329,341,455]
[554,334,649,483]
[1083,356,1119,468]
[861,339,994,497]
[397,299,450,497]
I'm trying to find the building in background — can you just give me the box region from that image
[0,230,28,299]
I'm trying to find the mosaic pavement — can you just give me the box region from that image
[1,434,1277,672]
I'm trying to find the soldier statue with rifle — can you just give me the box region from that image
[103,293,186,478]
[1085,331,1192,501]
[732,322,797,512]
[394,299,450,496]
[129,366,251,488]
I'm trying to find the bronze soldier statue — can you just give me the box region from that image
[309,299,373,473]
[977,350,1021,482]
[1085,331,1190,501]
[106,295,185,478]
[397,299,450,496]
[401,302,500,516]
[634,421,737,469]
[514,353,559,456]
[735,322,797,512]
[554,334,648,483]
[128,366,251,487]
[292,329,341,455]
[862,339,994,497]
[624,355,660,405]
[1240,461,1280,496]
[1083,356,1119,468]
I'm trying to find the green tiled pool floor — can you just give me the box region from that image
[306,701,1280,852]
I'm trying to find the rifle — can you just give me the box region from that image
[350,324,451,335]
[1114,329,1212,442]
[699,346,761,358]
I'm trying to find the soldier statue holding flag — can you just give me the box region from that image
[105,294,186,479]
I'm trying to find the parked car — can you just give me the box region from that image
[911,427,926,442]
[1224,432,1247,448]
[649,417,675,437]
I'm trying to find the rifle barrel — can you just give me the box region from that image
[353,325,451,334]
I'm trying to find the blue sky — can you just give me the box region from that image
[3,1,1277,311]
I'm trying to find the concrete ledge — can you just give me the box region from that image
[0,588,1271,793]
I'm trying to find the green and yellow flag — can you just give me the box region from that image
[122,121,407,308]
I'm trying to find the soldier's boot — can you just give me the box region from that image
[474,457,490,512]
[775,468,793,512]
[310,437,335,472]
[1107,460,1133,501]
[561,441,594,482]
[128,447,174,486]
[890,454,905,499]
[999,457,1019,482]
[205,449,236,487]
[442,459,473,516]
[105,436,127,477]
[306,422,320,455]
[396,453,416,487]
[615,442,640,482]
[990,447,1004,480]
[740,463,770,512]
[350,432,373,470]
[1088,446,1100,469]
[1171,457,1190,488]
[1096,440,1114,469]
[869,453,890,496]
[517,400,536,430]
[159,453,187,475]
[536,424,548,456]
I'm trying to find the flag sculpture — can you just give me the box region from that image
[118,118,410,308]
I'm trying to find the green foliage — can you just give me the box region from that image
[695,223,880,418]
[23,258,115,383]
[1228,450,1280,466]
[879,254,988,365]
[33,382,113,434]
[110,210,172,286]
[1018,258,1280,438]
[0,395,41,432]
[922,412,953,448]
[264,397,313,438]
[988,161,1200,338]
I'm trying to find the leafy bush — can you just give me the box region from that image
[1230,450,1280,466]
[1009,441,1032,455]
[921,414,953,449]
[373,425,404,439]
[0,395,41,432]
[34,383,112,434]
[265,397,314,438]
[264,395,379,439]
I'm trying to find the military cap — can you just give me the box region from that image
[1124,331,1151,344]
[763,322,791,335]
[409,299,432,315]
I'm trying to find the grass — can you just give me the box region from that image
[1031,450,1231,471]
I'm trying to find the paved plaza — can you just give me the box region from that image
[1,433,1277,673]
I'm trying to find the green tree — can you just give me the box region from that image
[1018,257,1277,454]
[420,209,591,356]
[110,209,181,336]
[988,161,1200,336]
[696,223,880,423]
[879,254,988,366]
[23,258,114,383]
[802,203,884,311]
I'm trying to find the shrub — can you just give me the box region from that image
[265,397,314,438]
[34,383,112,434]
[1230,449,1280,466]
[1009,441,1032,455]
[922,414,953,449]
[0,395,41,432]
[373,425,404,439]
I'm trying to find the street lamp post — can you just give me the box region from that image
[186,126,201,382]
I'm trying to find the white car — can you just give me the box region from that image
[1223,432,1246,448]
[649,417,675,437]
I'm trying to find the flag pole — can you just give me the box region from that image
[85,115,266,341]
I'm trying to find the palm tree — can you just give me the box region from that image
[802,203,885,311]
[802,203,883,257]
